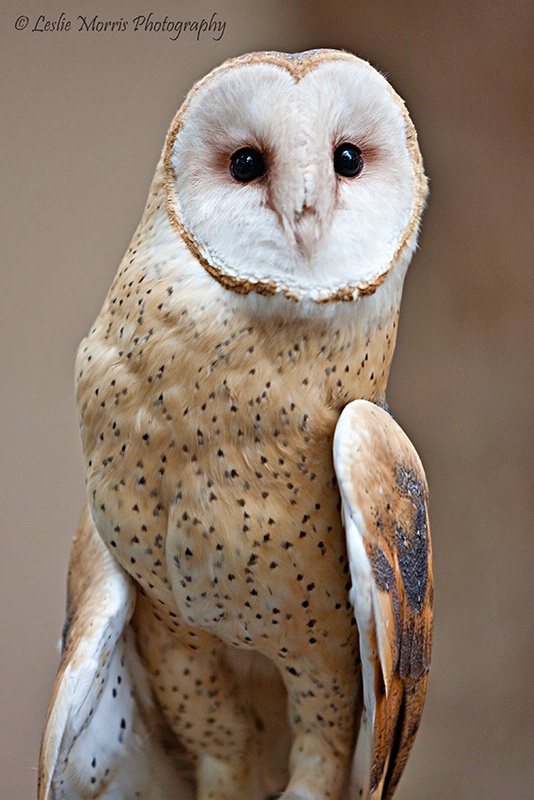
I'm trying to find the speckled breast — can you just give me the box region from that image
[77,289,395,656]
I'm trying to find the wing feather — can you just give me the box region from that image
[38,503,193,799]
[333,400,433,800]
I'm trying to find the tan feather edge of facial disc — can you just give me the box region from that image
[163,49,428,303]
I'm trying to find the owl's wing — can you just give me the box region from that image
[38,504,192,800]
[333,400,433,800]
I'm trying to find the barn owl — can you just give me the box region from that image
[39,49,432,800]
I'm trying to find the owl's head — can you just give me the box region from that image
[163,50,427,304]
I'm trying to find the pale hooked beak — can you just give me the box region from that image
[292,206,322,260]
[275,156,334,261]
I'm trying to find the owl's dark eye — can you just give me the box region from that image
[230,148,267,183]
[333,143,364,177]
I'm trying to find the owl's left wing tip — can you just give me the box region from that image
[333,399,433,800]
[38,504,137,799]
[38,505,192,800]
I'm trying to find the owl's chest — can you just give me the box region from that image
[85,347,354,645]
[80,303,389,645]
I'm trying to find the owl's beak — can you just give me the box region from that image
[276,157,333,260]
[292,206,323,260]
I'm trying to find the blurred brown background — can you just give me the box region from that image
[1,0,532,797]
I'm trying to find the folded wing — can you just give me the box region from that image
[333,400,433,800]
[38,503,192,799]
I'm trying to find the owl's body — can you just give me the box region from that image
[40,51,432,800]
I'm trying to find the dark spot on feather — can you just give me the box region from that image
[395,465,429,613]
[368,546,405,673]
